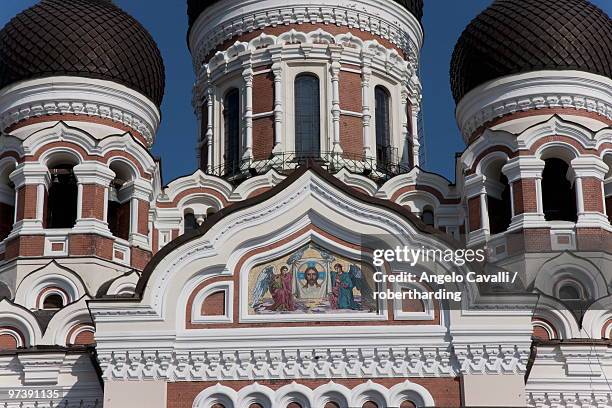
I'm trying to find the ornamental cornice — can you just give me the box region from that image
[456,71,612,142]
[453,343,531,375]
[188,0,423,71]
[0,77,161,147]
[97,345,455,381]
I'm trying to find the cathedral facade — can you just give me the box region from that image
[0,0,611,406]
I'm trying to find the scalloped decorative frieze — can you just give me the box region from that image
[528,392,612,408]
[456,71,612,142]
[0,77,161,147]
[202,29,416,80]
[189,0,423,71]
[97,345,455,381]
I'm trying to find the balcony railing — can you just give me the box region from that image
[207,150,411,185]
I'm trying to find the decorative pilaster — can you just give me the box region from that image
[8,163,50,236]
[205,85,214,172]
[330,47,342,153]
[122,178,153,249]
[464,174,490,246]
[271,60,283,153]
[72,162,116,237]
[361,54,373,158]
[400,86,410,167]
[502,157,546,231]
[242,66,254,160]
[570,156,609,228]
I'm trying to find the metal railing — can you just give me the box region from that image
[206,150,411,185]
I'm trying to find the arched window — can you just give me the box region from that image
[375,86,391,164]
[42,293,64,309]
[421,206,435,227]
[249,404,264,408]
[324,403,341,408]
[224,88,241,174]
[47,165,78,229]
[294,74,320,157]
[558,283,582,300]
[400,401,417,408]
[211,404,225,408]
[287,403,302,408]
[107,162,133,241]
[363,402,379,408]
[184,211,198,233]
[0,162,16,241]
[542,158,577,222]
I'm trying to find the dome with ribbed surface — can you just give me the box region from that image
[0,0,165,107]
[187,0,424,28]
[450,0,612,103]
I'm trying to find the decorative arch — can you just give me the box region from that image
[312,382,351,408]
[350,381,389,408]
[15,261,87,310]
[388,380,436,407]
[192,384,237,408]
[275,383,312,408]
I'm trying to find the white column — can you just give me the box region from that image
[242,66,254,160]
[479,188,490,234]
[400,86,410,167]
[36,184,45,222]
[330,58,342,153]
[508,181,515,217]
[411,106,420,168]
[575,176,585,215]
[9,163,50,235]
[271,60,283,153]
[205,86,214,172]
[361,57,372,157]
[103,188,109,223]
[123,178,153,249]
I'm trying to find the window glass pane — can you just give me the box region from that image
[375,86,391,163]
[224,88,240,172]
[295,74,320,156]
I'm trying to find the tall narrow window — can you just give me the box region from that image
[542,158,577,222]
[0,163,16,241]
[47,165,78,229]
[224,88,240,174]
[375,86,391,164]
[294,74,320,157]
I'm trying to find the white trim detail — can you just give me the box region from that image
[190,281,233,324]
[456,70,612,141]
[188,0,423,70]
[0,76,161,146]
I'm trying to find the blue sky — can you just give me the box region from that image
[2,1,611,183]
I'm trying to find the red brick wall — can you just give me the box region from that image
[253,116,274,160]
[339,71,362,112]
[0,334,18,350]
[16,185,37,221]
[0,202,14,241]
[468,196,481,232]
[81,184,106,220]
[340,115,363,157]
[68,234,113,260]
[74,330,95,345]
[581,177,604,212]
[131,246,152,271]
[253,73,274,114]
[201,291,225,316]
[512,179,538,214]
[4,235,44,259]
[167,378,461,408]
[138,200,149,236]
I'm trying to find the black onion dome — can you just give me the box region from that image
[187,0,424,29]
[0,0,165,107]
[450,0,612,103]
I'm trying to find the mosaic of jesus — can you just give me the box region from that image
[248,243,377,315]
